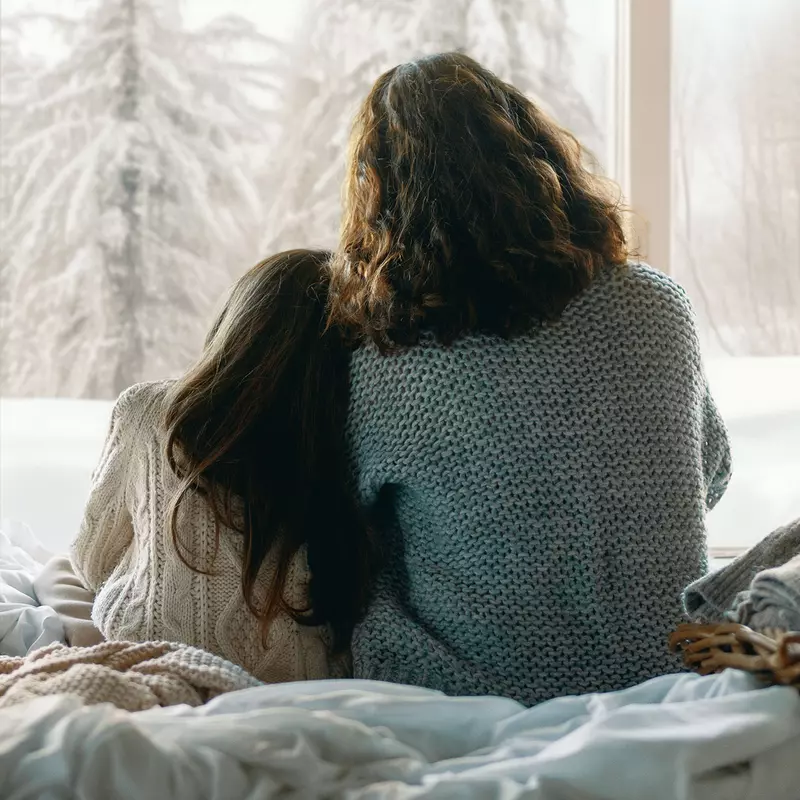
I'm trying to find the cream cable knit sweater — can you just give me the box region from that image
[70,380,334,684]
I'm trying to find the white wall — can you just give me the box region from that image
[1,398,113,552]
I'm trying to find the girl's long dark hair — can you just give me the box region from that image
[163,249,370,652]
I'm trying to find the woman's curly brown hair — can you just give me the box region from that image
[328,52,627,348]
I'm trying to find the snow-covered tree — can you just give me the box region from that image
[466,0,598,151]
[1,1,278,398]
[260,0,598,254]
[0,25,43,384]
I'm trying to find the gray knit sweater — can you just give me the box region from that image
[346,262,731,705]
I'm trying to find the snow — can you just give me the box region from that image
[705,357,800,419]
[1,358,798,556]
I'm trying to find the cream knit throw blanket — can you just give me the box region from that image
[0,641,262,711]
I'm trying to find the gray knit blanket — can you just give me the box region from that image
[684,517,800,629]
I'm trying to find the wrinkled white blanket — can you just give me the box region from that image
[1,671,799,800]
[2,522,800,799]
[0,522,65,656]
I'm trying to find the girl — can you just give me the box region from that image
[330,53,731,705]
[68,249,371,681]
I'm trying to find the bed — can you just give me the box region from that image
[2,670,798,800]
[3,517,800,798]
[2,359,800,799]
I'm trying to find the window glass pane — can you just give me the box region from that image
[672,0,800,550]
[1,0,618,549]
[1,0,617,400]
[672,0,800,357]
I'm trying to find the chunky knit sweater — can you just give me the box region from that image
[347,262,731,705]
[70,381,333,683]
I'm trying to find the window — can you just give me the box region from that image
[611,0,799,555]
[1,0,797,555]
[673,0,800,357]
[1,0,618,399]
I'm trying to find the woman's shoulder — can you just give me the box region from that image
[592,260,695,317]
[113,379,175,417]
[561,261,699,350]
[109,380,175,447]
[348,261,699,378]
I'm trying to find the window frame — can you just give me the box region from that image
[617,0,751,560]
[613,0,672,276]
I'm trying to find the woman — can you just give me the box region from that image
[68,249,371,681]
[329,53,731,704]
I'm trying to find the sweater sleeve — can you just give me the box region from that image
[701,380,731,511]
[70,387,138,592]
[638,263,731,512]
[33,556,104,647]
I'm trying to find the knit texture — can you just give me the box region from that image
[730,553,800,631]
[70,381,335,684]
[346,262,732,705]
[0,640,261,711]
[684,516,800,624]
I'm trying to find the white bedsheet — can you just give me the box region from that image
[2,525,800,800]
[0,521,65,657]
[1,672,799,800]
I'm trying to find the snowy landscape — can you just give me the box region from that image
[0,0,798,550]
[0,0,613,398]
